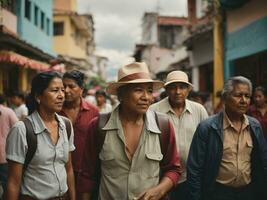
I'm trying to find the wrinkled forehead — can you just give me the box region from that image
[166,82,190,89]
[232,83,251,93]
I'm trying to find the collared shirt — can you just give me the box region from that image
[216,112,252,187]
[79,105,181,199]
[248,105,267,141]
[6,111,75,199]
[14,104,28,120]
[60,98,99,172]
[150,97,208,183]
[0,105,18,163]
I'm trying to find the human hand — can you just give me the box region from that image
[133,185,165,200]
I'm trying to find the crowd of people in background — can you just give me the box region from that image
[0,62,267,200]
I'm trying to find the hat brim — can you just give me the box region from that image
[164,80,193,87]
[106,79,164,95]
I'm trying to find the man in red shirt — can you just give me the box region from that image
[60,70,99,199]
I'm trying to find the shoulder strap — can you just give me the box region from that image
[23,118,37,171]
[62,117,71,139]
[154,111,170,156]
[96,111,170,155]
[96,112,111,154]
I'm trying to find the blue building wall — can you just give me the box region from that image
[17,0,55,56]
[224,16,267,79]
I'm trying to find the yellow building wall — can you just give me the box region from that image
[53,15,87,59]
[18,68,28,92]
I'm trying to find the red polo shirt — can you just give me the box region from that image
[61,98,99,172]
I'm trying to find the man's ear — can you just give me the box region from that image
[188,86,193,92]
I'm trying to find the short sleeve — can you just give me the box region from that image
[68,121,75,152]
[6,121,28,164]
[22,105,29,116]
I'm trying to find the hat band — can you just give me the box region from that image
[118,72,151,82]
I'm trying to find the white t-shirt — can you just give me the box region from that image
[99,103,113,113]
[14,104,28,120]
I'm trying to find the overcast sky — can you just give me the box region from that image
[77,0,187,80]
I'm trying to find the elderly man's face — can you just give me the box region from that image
[120,83,154,115]
[224,83,251,117]
[166,82,191,106]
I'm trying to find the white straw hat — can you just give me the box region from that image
[106,62,164,95]
[165,71,193,87]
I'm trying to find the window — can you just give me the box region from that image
[25,0,31,20]
[46,18,50,35]
[41,11,45,30]
[1,0,16,14]
[34,5,39,26]
[53,22,64,36]
[159,26,175,49]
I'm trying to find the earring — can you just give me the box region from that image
[36,99,40,104]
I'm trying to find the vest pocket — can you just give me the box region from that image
[99,151,118,177]
[142,152,163,178]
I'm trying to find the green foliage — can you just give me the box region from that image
[85,75,107,90]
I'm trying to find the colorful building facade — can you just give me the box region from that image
[223,0,267,87]
[0,0,56,94]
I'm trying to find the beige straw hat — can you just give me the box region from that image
[164,70,193,87]
[106,62,164,95]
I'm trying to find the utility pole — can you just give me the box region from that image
[213,0,224,107]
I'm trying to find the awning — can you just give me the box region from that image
[0,51,49,71]
[0,51,66,73]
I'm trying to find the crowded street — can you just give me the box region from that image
[1,0,267,200]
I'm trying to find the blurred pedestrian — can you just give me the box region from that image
[95,90,112,113]
[150,70,208,200]
[85,89,96,105]
[0,94,18,198]
[79,62,181,200]
[10,91,28,120]
[187,76,267,200]
[6,71,76,200]
[61,70,99,199]
[247,86,267,141]
[214,90,224,114]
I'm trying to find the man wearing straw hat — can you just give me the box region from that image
[150,70,208,200]
[79,62,181,200]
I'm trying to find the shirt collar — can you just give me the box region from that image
[160,97,192,114]
[80,98,92,111]
[103,104,161,134]
[223,110,249,130]
[29,111,65,134]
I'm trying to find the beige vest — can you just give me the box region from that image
[99,107,163,200]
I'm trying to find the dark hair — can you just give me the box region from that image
[26,71,62,114]
[0,94,6,104]
[95,90,107,98]
[63,70,85,88]
[10,91,26,101]
[254,86,267,97]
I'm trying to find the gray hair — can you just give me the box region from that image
[221,76,252,99]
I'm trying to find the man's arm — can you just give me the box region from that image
[187,123,208,200]
[78,117,100,200]
[136,121,181,200]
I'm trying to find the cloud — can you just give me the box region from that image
[96,48,135,81]
[95,14,140,52]
[77,0,187,79]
